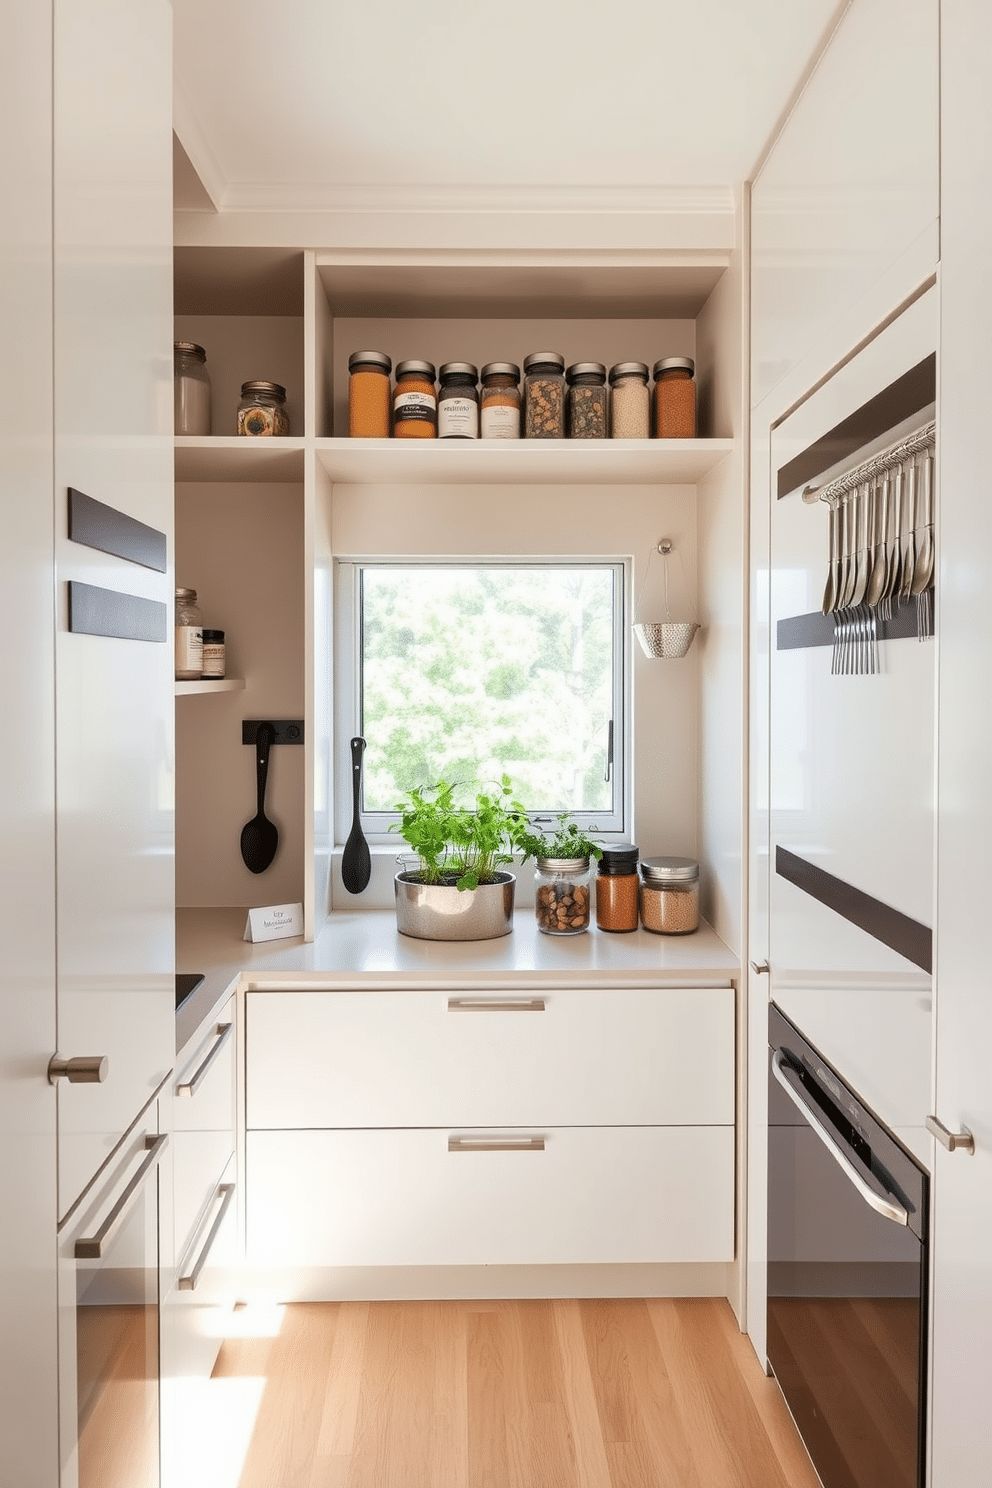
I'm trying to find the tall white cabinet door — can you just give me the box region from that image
[929,5,992,1483]
[53,0,175,1215]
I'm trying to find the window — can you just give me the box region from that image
[336,561,627,837]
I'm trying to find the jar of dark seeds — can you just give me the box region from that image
[534,856,592,934]
[566,362,607,438]
[523,352,565,438]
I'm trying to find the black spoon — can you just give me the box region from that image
[240,722,279,874]
[341,736,371,893]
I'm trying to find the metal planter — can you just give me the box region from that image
[394,872,515,941]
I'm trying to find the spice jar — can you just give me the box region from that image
[653,358,696,438]
[480,362,521,438]
[566,362,608,439]
[348,350,391,438]
[393,360,437,438]
[639,856,700,934]
[238,381,290,436]
[595,844,640,932]
[201,629,225,679]
[609,362,650,439]
[175,588,203,680]
[174,341,211,436]
[437,362,479,439]
[535,856,592,935]
[523,352,566,438]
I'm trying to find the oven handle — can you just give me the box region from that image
[771,1050,908,1227]
[75,1134,169,1259]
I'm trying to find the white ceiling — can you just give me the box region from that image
[172,0,842,214]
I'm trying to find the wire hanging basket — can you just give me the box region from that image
[633,540,699,659]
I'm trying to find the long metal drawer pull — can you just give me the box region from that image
[75,1134,169,1259]
[926,1114,975,1154]
[771,1051,908,1227]
[447,997,546,1013]
[177,1022,233,1098]
[448,1135,546,1153]
[179,1183,235,1291]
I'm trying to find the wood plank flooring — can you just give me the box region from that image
[212,1298,822,1488]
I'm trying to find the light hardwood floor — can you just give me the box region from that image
[213,1297,822,1488]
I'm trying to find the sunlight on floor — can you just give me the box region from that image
[170,1377,266,1488]
[219,1300,287,1339]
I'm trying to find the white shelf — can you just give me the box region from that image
[175,437,305,483]
[315,437,733,486]
[175,677,246,696]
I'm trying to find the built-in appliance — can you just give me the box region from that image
[767,1002,928,1488]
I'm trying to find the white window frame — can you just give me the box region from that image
[333,557,631,844]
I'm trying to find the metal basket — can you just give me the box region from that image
[633,621,699,659]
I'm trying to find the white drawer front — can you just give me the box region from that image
[246,1126,734,1268]
[173,1128,235,1258]
[247,986,734,1129]
[173,1003,236,1136]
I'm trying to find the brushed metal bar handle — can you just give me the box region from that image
[448,1136,546,1153]
[772,1051,908,1226]
[749,961,769,975]
[75,1134,169,1259]
[48,1053,109,1085]
[926,1114,975,1155]
[178,1183,235,1291]
[176,1022,233,1098]
[447,997,546,1013]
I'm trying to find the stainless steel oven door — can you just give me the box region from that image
[58,1103,167,1488]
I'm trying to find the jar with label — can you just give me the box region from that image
[566,362,608,438]
[175,588,203,680]
[523,352,566,438]
[480,363,521,439]
[437,362,479,439]
[201,629,226,679]
[595,843,640,932]
[238,381,290,436]
[535,857,592,935]
[174,341,211,435]
[609,362,650,439]
[653,358,696,438]
[348,350,391,438]
[639,856,700,934]
[393,360,437,438]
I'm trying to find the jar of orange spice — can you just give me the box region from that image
[653,357,696,438]
[595,843,640,932]
[393,360,437,438]
[480,362,521,438]
[348,350,391,437]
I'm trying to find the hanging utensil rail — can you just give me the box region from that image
[801,420,935,505]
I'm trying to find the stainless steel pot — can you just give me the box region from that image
[393,872,515,940]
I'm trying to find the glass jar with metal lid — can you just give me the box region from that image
[174,341,211,435]
[652,357,696,439]
[480,363,521,438]
[238,380,290,436]
[348,350,392,438]
[595,843,640,932]
[393,360,437,438]
[175,587,203,680]
[438,362,479,439]
[639,856,699,934]
[534,856,592,935]
[523,352,565,438]
[566,362,607,439]
[609,362,650,439]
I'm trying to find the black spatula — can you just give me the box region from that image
[240,722,279,874]
[341,736,371,893]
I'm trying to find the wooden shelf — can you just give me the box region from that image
[175,437,305,483]
[175,677,246,696]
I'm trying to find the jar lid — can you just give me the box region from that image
[481,362,520,380]
[536,856,589,872]
[640,855,699,882]
[598,843,640,874]
[240,380,287,398]
[174,341,206,361]
[566,362,607,382]
[653,357,695,377]
[609,361,649,383]
[201,629,225,642]
[438,362,478,380]
[523,351,565,373]
[348,350,392,373]
[395,359,436,380]
[175,587,197,600]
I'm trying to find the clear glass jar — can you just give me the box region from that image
[566,362,607,439]
[348,350,391,438]
[595,843,640,932]
[653,357,696,438]
[480,362,521,438]
[238,380,290,436]
[534,856,592,934]
[174,341,211,435]
[438,362,479,439]
[393,360,437,438]
[175,587,203,680]
[523,352,566,438]
[609,362,650,439]
[639,856,700,934]
[201,628,225,679]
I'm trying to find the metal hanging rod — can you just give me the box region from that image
[801,420,936,505]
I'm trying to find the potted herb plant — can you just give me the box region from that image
[390,776,530,940]
[515,816,603,936]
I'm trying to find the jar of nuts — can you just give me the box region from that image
[523,352,566,438]
[566,362,607,438]
[534,856,592,935]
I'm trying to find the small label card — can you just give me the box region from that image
[244,902,304,943]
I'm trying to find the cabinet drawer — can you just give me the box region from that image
[173,1003,235,1135]
[173,1128,235,1259]
[246,1126,734,1268]
[247,986,734,1129]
